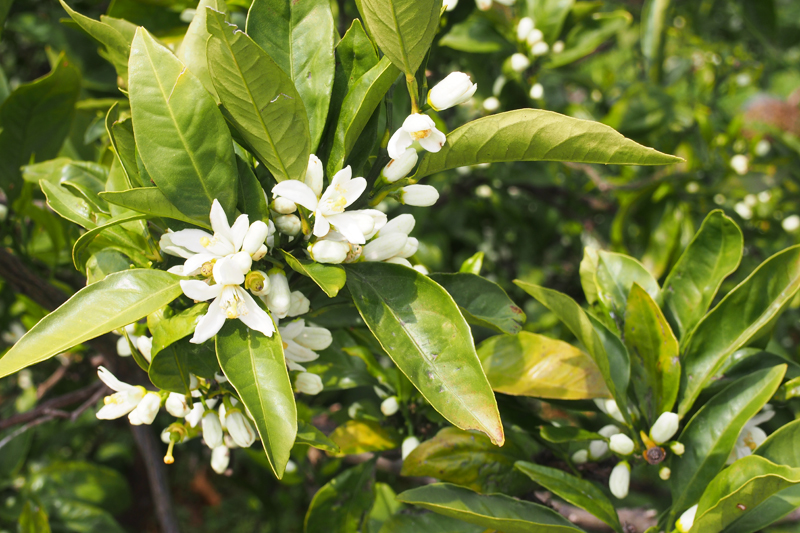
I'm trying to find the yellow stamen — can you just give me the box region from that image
[164,440,175,464]
[410,129,431,141]
[200,236,211,247]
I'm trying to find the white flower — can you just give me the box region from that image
[160,199,269,277]
[676,505,698,533]
[264,269,291,319]
[650,412,680,444]
[181,268,275,343]
[400,185,439,207]
[783,215,800,232]
[295,372,324,394]
[530,83,544,99]
[305,154,324,197]
[531,41,549,56]
[728,407,774,463]
[526,28,544,46]
[476,0,491,10]
[275,214,301,236]
[517,17,534,41]
[381,396,399,416]
[96,367,149,421]
[571,449,589,464]
[363,233,408,262]
[166,392,192,417]
[202,411,224,449]
[609,461,630,499]
[129,392,161,425]
[185,397,216,427]
[382,148,419,183]
[552,40,565,53]
[310,238,350,264]
[226,410,257,448]
[427,72,477,112]
[280,319,332,371]
[136,336,153,363]
[211,445,230,474]
[443,0,458,11]
[388,114,446,160]
[482,97,500,112]
[287,291,311,317]
[730,154,749,175]
[272,166,368,243]
[402,436,421,459]
[510,53,531,72]
[609,434,634,455]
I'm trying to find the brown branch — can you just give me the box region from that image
[0,382,104,431]
[36,357,71,399]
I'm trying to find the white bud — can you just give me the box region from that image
[670,441,685,456]
[510,53,531,72]
[598,424,621,438]
[526,28,544,46]
[243,220,269,256]
[363,233,408,262]
[676,505,698,533]
[609,461,630,499]
[476,0,492,10]
[252,244,268,261]
[272,197,297,214]
[295,372,323,395]
[413,264,429,275]
[305,154,324,197]
[381,396,400,416]
[443,0,458,10]
[552,40,565,53]
[128,392,161,425]
[382,148,418,182]
[402,436,421,459]
[265,270,291,318]
[117,335,132,357]
[755,139,771,156]
[210,445,230,474]
[285,459,298,473]
[529,83,544,99]
[483,96,500,112]
[650,412,680,445]
[517,17,534,41]
[275,214,301,236]
[782,215,800,232]
[730,154,749,175]
[202,411,224,449]
[401,185,439,207]
[136,336,153,363]
[427,72,478,111]
[310,239,350,264]
[295,326,333,351]
[0,204,7,222]
[604,400,626,423]
[589,439,609,460]
[571,449,589,464]
[379,214,415,236]
[166,392,191,418]
[287,291,310,317]
[531,41,549,56]
[659,466,671,480]
[609,434,634,456]
[226,410,257,448]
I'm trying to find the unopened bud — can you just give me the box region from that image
[381,396,399,416]
[517,17,534,41]
[275,214,301,236]
[382,148,418,182]
[571,449,589,464]
[400,185,439,207]
[402,436,420,459]
[295,372,323,395]
[676,505,698,533]
[659,466,671,480]
[609,461,630,499]
[305,154,324,197]
[510,53,531,72]
[309,239,349,264]
[272,197,297,215]
[650,412,679,445]
[670,441,685,456]
[609,433,634,456]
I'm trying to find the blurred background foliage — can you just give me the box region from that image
[1,0,800,531]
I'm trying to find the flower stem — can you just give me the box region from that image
[406,74,420,114]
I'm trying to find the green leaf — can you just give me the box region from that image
[689,455,800,533]
[623,283,680,422]
[61,162,110,213]
[346,263,504,445]
[71,214,148,272]
[22,157,72,184]
[176,0,227,100]
[401,427,529,495]
[18,502,50,533]
[279,250,346,298]
[30,461,131,515]
[414,109,682,179]
[669,365,786,522]
[357,0,441,76]
[296,419,339,453]
[514,281,629,416]
[396,483,584,533]
[515,461,622,533]
[579,247,599,305]
[756,418,800,466]
[328,420,400,456]
[148,304,209,355]
[305,460,376,533]
[548,10,632,68]
[662,210,742,342]
[40,180,96,229]
[206,8,310,183]
[236,155,269,224]
[595,250,660,322]
[247,0,335,151]
[641,0,671,82]
[430,273,526,335]
[148,343,192,393]
[100,187,211,229]
[530,0,575,43]
[477,331,609,400]
[379,513,485,533]
[108,116,142,188]
[677,245,800,417]
[439,14,510,54]
[216,320,296,479]
[459,252,484,275]
[366,483,403,533]
[306,330,379,390]
[539,426,603,443]
[0,55,80,201]
[326,57,400,176]
[0,270,183,378]
[129,27,238,221]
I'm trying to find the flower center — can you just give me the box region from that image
[410,128,431,141]
[220,289,247,319]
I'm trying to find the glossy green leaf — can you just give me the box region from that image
[669,365,786,521]
[430,273,526,335]
[678,245,800,417]
[108,116,143,188]
[595,250,660,321]
[327,57,400,176]
[148,304,208,355]
[477,331,609,400]
[296,419,339,453]
[396,483,584,533]
[414,109,681,179]
[530,0,575,43]
[0,270,183,378]
[579,247,599,305]
[71,214,148,272]
[366,483,402,533]
[328,420,400,456]
[379,513,485,533]
[40,180,97,229]
[129,27,238,221]
[539,426,602,443]
[623,283,680,421]
[514,281,629,415]
[357,0,441,76]
[101,187,211,229]
[439,14,510,53]
[86,251,131,285]
[18,502,50,533]
[216,320,296,478]
[236,155,269,224]
[401,427,529,495]
[247,0,335,150]
[662,210,742,342]
[306,330,379,390]
[346,262,504,445]
[305,460,376,533]
[176,0,226,99]
[515,461,622,533]
[459,252,484,275]
[22,157,72,184]
[548,10,632,68]
[148,343,192,393]
[689,455,800,533]
[280,250,346,298]
[61,162,110,213]
[206,9,310,183]
[0,55,80,201]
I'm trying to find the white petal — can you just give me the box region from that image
[380,214,415,236]
[402,113,435,132]
[330,166,352,187]
[209,199,233,242]
[242,221,269,256]
[230,214,250,252]
[236,288,276,337]
[191,299,226,344]
[287,361,306,372]
[326,213,366,245]
[419,128,446,153]
[279,319,305,341]
[272,180,319,211]
[181,280,223,302]
[97,366,134,392]
[230,251,253,275]
[342,177,367,206]
[182,253,217,277]
[213,256,246,286]
[169,229,214,254]
[312,213,331,238]
[387,129,413,160]
[285,340,319,362]
[295,327,332,351]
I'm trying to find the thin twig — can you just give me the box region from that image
[36,358,71,399]
[0,382,104,431]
